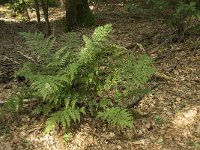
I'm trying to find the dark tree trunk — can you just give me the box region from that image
[65,0,77,31]
[82,0,90,11]
[40,0,51,36]
[34,0,41,23]
[65,0,93,31]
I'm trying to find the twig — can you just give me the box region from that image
[153,72,179,82]
[153,34,176,52]
[125,71,180,109]
[126,84,159,108]
[17,51,35,62]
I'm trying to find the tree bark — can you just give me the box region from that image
[34,0,41,23]
[40,0,51,36]
[65,0,92,31]
[82,0,90,11]
[65,0,77,31]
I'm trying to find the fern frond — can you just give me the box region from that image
[45,106,85,133]
[45,116,57,133]
[4,95,24,112]
[92,24,112,42]
[97,107,134,128]
[12,24,156,132]
[61,32,83,50]
[19,32,55,61]
[99,98,113,108]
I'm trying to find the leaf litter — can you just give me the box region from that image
[0,3,199,150]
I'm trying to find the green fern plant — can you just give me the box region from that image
[97,107,133,128]
[45,106,85,133]
[169,1,199,35]
[4,24,155,132]
[19,32,55,63]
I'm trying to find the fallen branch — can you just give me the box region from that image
[125,71,180,108]
[126,84,159,108]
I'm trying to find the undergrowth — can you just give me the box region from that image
[124,0,200,35]
[2,24,155,133]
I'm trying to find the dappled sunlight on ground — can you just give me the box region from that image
[169,106,200,145]
[0,2,200,149]
[173,106,199,127]
[67,123,98,150]
[0,6,66,22]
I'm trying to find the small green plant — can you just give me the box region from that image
[4,24,155,132]
[63,133,73,142]
[9,0,27,13]
[97,107,133,128]
[8,0,32,20]
[143,0,200,35]
[169,1,200,35]
[154,114,164,125]
[123,3,145,14]
[125,1,200,35]
[0,125,10,136]
[124,3,137,12]
[1,87,31,115]
[189,140,200,149]
[144,0,169,10]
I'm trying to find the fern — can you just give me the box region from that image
[3,24,156,132]
[1,87,32,115]
[45,106,85,133]
[97,107,134,128]
[19,32,55,62]
[4,95,24,112]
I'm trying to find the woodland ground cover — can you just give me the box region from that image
[0,1,200,150]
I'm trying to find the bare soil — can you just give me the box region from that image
[0,4,200,150]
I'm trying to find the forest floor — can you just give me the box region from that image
[0,4,200,150]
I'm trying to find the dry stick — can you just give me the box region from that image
[126,84,159,109]
[17,51,35,62]
[125,71,181,109]
[154,72,179,82]
[153,34,176,52]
